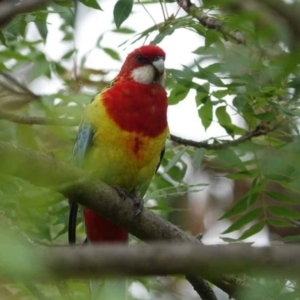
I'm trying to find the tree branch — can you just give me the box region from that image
[170,123,271,149]
[3,240,300,300]
[0,109,273,152]
[0,141,244,299]
[0,110,77,126]
[177,0,246,44]
[37,243,300,279]
[0,0,51,28]
[0,72,41,110]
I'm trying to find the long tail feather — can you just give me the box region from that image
[83,209,128,243]
[68,201,78,244]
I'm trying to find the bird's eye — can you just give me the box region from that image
[153,55,162,61]
[136,54,148,64]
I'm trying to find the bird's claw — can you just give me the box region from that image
[113,185,127,201]
[113,186,144,217]
[130,194,144,217]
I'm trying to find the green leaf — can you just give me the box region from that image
[122,24,156,46]
[211,89,228,99]
[192,148,206,169]
[112,27,135,34]
[205,62,225,73]
[0,50,29,61]
[255,111,276,121]
[268,206,300,219]
[241,103,257,126]
[218,148,245,169]
[266,191,300,205]
[267,218,292,228]
[35,20,48,40]
[196,64,224,86]
[62,49,75,60]
[151,26,175,44]
[151,17,192,44]
[198,96,213,130]
[168,164,187,182]
[79,0,102,10]
[216,106,233,135]
[103,47,121,61]
[238,220,265,240]
[25,14,36,23]
[205,30,220,48]
[113,0,133,29]
[226,170,257,180]
[169,84,189,105]
[195,92,208,106]
[0,31,7,46]
[264,173,291,183]
[228,124,247,135]
[220,237,238,243]
[164,148,186,173]
[53,0,73,7]
[222,207,262,234]
[193,46,220,56]
[220,192,260,219]
[53,226,68,239]
[280,235,300,243]
[148,205,175,213]
[232,95,247,112]
[31,58,50,80]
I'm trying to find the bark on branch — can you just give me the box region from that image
[177,0,246,44]
[38,243,300,279]
[170,123,272,150]
[0,0,51,28]
[0,141,243,299]
[0,110,77,126]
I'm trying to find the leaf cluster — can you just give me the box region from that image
[1,0,300,299]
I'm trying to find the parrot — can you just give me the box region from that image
[68,44,168,245]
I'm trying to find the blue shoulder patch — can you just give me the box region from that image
[72,120,94,167]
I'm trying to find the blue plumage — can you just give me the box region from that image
[72,120,93,167]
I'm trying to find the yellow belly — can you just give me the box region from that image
[84,96,168,196]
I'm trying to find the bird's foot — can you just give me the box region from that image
[129,193,144,217]
[113,186,144,216]
[113,185,127,201]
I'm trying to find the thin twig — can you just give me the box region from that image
[137,0,157,26]
[159,0,167,22]
[0,110,77,126]
[177,0,246,44]
[162,0,169,19]
[170,124,272,150]
[0,72,40,110]
[0,72,38,98]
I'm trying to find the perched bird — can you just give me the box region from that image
[69,45,168,244]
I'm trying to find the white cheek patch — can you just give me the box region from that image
[131,65,155,84]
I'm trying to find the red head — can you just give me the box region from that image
[116,45,166,85]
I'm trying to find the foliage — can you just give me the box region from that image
[1,0,300,299]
